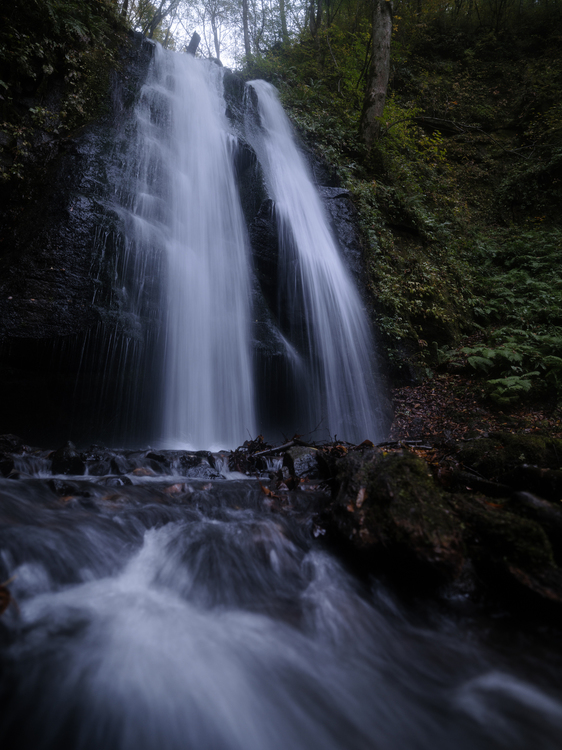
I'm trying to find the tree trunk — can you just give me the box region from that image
[243,0,252,56]
[360,0,393,149]
[309,0,322,36]
[144,0,179,39]
[279,0,289,43]
[186,31,201,55]
[210,11,221,59]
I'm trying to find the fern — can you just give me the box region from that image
[487,373,540,404]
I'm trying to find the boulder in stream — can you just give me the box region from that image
[322,443,562,613]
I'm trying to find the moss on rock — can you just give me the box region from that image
[326,448,466,585]
[457,432,562,479]
[322,444,562,611]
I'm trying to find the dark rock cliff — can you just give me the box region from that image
[0,32,154,342]
[0,33,155,445]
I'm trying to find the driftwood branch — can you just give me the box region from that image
[251,440,298,458]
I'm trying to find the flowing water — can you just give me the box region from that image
[118,47,256,449]
[3,47,561,750]
[246,80,381,444]
[1,464,562,750]
[112,46,382,449]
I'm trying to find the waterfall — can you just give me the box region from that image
[120,46,255,450]
[116,46,382,449]
[246,80,382,444]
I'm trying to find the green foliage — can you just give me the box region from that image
[461,330,562,404]
[446,228,562,402]
[0,0,125,181]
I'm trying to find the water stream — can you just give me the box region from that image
[1,464,562,750]
[118,47,255,449]
[246,79,381,444]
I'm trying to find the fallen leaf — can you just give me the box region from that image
[163,483,186,494]
[260,483,280,499]
[356,487,367,508]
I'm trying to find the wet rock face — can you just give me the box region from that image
[0,34,156,445]
[0,33,154,342]
[249,199,280,314]
[318,188,364,281]
[50,442,87,476]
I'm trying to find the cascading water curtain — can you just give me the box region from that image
[246,80,383,444]
[124,46,256,449]
[118,49,381,448]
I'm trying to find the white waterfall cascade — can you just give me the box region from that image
[126,46,256,449]
[246,79,382,444]
[119,47,382,448]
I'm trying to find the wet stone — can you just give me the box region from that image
[50,442,86,476]
[99,476,133,487]
[84,460,113,477]
[0,455,15,478]
[182,463,222,480]
[284,447,321,479]
[0,435,27,454]
[174,453,204,472]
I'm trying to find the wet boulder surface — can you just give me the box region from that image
[0,33,157,447]
[0,32,154,342]
[323,448,466,588]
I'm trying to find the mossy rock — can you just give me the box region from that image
[457,433,562,480]
[450,494,554,571]
[322,446,562,610]
[450,492,562,608]
[325,449,466,586]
